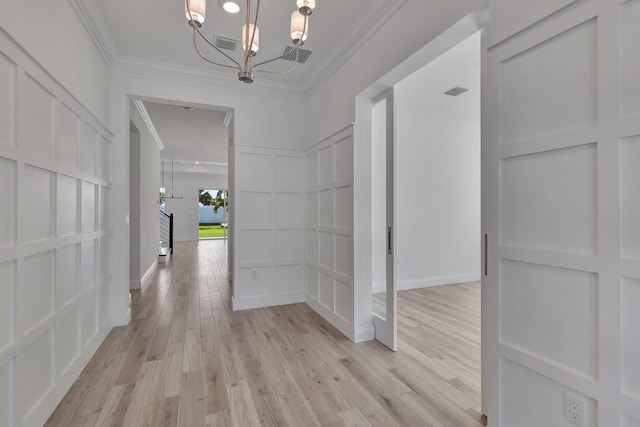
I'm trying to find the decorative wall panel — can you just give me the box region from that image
[0,158,16,248]
[0,29,113,427]
[233,148,305,310]
[305,127,354,339]
[621,136,640,259]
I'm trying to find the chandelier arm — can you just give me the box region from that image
[187,0,242,70]
[251,15,307,70]
[192,28,241,70]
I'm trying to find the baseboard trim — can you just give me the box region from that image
[398,273,481,291]
[305,295,356,342]
[354,325,375,343]
[140,261,158,289]
[232,292,305,311]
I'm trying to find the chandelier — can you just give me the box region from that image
[185,0,317,84]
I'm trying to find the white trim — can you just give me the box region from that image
[354,325,376,343]
[397,274,481,291]
[111,308,131,327]
[133,99,164,150]
[68,0,118,69]
[232,293,305,311]
[141,261,158,288]
[305,296,356,342]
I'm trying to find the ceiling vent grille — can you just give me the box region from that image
[214,35,238,51]
[444,86,469,96]
[281,46,312,64]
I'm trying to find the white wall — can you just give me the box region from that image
[162,171,228,242]
[0,18,114,427]
[129,105,161,289]
[394,32,481,290]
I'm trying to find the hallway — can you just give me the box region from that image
[45,240,482,426]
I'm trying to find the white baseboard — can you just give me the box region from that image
[232,292,305,311]
[111,308,131,327]
[354,324,375,343]
[130,261,158,290]
[398,273,481,291]
[305,295,356,342]
[140,261,158,289]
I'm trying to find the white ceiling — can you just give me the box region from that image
[93,0,389,88]
[143,101,229,170]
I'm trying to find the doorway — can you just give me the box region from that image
[199,188,229,240]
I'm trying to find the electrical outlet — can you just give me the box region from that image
[564,392,586,426]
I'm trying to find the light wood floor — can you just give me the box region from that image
[45,240,483,426]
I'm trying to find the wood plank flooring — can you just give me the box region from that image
[46,240,483,426]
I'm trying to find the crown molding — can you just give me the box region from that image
[132,99,164,150]
[68,0,119,70]
[302,0,408,100]
[113,55,307,102]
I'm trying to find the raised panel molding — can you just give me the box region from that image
[233,147,305,310]
[0,29,114,427]
[305,126,355,341]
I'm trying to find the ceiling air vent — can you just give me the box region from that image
[444,86,469,96]
[281,46,312,64]
[214,34,238,51]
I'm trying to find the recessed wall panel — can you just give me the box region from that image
[318,271,333,310]
[500,20,597,143]
[21,165,52,243]
[81,294,97,347]
[622,136,640,259]
[238,192,270,226]
[17,331,53,422]
[307,231,318,264]
[100,236,111,279]
[623,278,640,398]
[275,229,304,261]
[318,232,333,270]
[318,146,333,187]
[275,155,304,192]
[0,261,15,351]
[81,181,96,233]
[307,153,318,189]
[275,265,304,295]
[237,267,271,298]
[501,144,597,254]
[57,309,79,374]
[501,359,596,427]
[0,361,9,427]
[57,174,78,237]
[306,192,318,225]
[99,283,110,325]
[100,186,111,231]
[238,153,271,191]
[56,104,79,168]
[0,53,15,148]
[334,137,353,182]
[80,239,96,290]
[501,261,597,377]
[238,230,270,263]
[334,186,352,229]
[19,75,54,156]
[275,193,304,226]
[621,1,640,118]
[319,189,333,227]
[57,244,78,308]
[0,158,16,247]
[307,267,318,299]
[79,122,96,177]
[97,136,111,182]
[20,251,54,333]
[335,234,352,278]
[335,279,352,322]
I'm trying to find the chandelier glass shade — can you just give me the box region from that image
[185,0,316,84]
